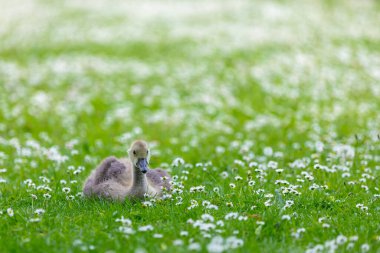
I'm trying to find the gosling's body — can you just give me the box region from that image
[83,141,171,201]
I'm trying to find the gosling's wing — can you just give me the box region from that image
[84,157,134,198]
[84,156,118,195]
[107,160,127,177]
[93,156,119,184]
[83,171,96,196]
[146,168,171,191]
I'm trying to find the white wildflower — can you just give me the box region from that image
[34,209,45,215]
[62,187,71,194]
[188,242,201,251]
[201,214,214,222]
[138,225,154,232]
[7,208,14,217]
[180,231,188,237]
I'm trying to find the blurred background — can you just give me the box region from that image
[0,0,379,162]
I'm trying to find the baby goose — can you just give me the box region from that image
[83,140,171,201]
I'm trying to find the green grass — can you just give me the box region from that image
[0,0,380,252]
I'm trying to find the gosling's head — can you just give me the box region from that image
[128,140,150,174]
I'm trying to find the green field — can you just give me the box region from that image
[1,0,380,252]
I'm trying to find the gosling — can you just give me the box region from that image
[83,140,171,201]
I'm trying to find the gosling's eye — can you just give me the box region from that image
[133,150,136,155]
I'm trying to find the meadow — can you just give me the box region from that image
[0,0,380,252]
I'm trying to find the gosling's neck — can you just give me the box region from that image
[132,165,148,193]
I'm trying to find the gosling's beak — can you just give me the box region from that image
[136,158,148,174]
